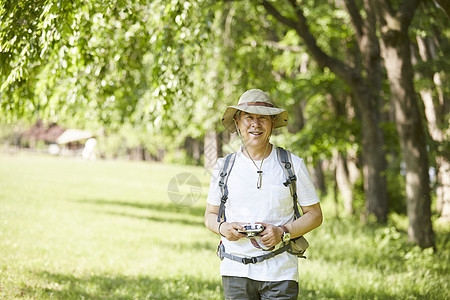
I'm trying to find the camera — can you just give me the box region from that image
[238,224,265,237]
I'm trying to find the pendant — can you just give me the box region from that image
[257,170,263,189]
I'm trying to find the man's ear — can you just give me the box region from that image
[234,112,240,124]
[233,116,239,129]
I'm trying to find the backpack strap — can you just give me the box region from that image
[276,147,301,219]
[216,147,307,265]
[217,152,237,222]
[217,241,290,264]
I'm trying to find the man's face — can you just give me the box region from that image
[235,112,274,148]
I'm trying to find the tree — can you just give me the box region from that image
[260,0,390,222]
[1,0,446,248]
[412,2,450,223]
[375,0,435,248]
[1,0,217,154]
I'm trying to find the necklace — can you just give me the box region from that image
[242,142,270,189]
[234,119,272,189]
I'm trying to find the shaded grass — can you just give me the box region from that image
[0,153,449,299]
[302,216,449,299]
[21,272,221,299]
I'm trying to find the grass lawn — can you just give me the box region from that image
[0,152,448,299]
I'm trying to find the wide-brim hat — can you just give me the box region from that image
[221,89,289,133]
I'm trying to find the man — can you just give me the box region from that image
[205,89,323,299]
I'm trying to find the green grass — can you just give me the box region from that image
[0,153,449,299]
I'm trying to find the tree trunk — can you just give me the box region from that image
[436,157,450,222]
[347,0,389,221]
[415,35,450,223]
[355,87,389,222]
[333,165,340,219]
[377,2,435,247]
[204,131,221,172]
[335,150,354,215]
[327,92,358,216]
[419,81,450,222]
[310,160,327,196]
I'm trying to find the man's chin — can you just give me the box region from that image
[244,139,268,147]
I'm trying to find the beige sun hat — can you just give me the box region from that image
[221,89,289,133]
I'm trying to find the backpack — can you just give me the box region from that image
[216,146,309,264]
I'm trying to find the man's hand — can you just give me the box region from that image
[258,223,284,248]
[205,204,246,241]
[219,222,246,241]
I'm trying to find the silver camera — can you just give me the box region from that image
[238,224,265,237]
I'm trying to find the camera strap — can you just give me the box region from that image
[249,237,274,251]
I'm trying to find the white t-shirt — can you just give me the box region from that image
[207,146,320,282]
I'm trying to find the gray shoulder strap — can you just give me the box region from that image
[217,242,290,264]
[217,152,237,222]
[276,147,301,219]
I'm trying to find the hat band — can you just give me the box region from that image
[238,101,275,108]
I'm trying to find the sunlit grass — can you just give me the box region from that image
[0,152,448,299]
[0,153,220,299]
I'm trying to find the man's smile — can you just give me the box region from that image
[249,131,263,136]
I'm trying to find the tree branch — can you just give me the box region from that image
[375,0,421,33]
[342,0,364,40]
[260,0,361,85]
[397,0,421,29]
[262,40,303,52]
[259,0,297,29]
[433,0,450,17]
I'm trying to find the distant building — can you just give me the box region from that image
[21,120,94,157]
[21,120,65,147]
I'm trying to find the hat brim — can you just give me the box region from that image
[221,105,289,133]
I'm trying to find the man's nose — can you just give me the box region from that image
[250,118,261,126]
